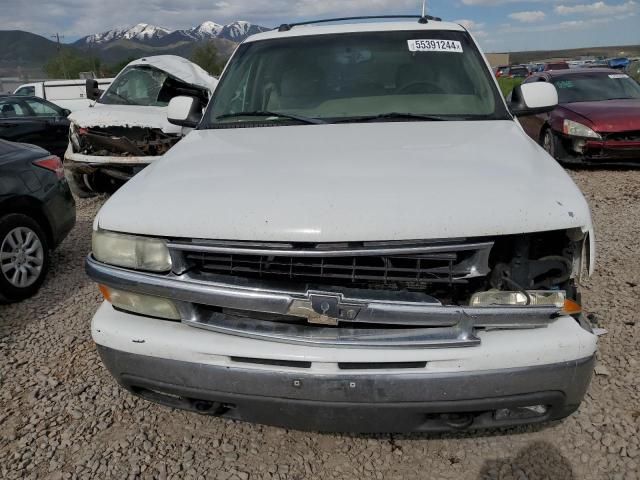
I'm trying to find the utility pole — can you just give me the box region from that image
[51,32,68,79]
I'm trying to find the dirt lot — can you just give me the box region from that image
[0,170,638,480]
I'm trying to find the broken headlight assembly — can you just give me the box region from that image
[470,229,590,317]
[69,123,82,151]
[470,290,565,307]
[92,230,172,272]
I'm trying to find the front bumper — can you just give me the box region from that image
[98,344,595,433]
[92,303,597,433]
[559,135,640,167]
[64,144,160,196]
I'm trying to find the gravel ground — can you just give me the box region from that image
[0,169,638,480]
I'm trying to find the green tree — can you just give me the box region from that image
[191,41,222,76]
[106,57,136,76]
[45,49,101,79]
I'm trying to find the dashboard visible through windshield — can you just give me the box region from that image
[205,30,509,127]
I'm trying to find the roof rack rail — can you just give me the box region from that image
[277,15,442,32]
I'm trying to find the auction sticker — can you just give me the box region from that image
[608,74,629,79]
[408,39,463,53]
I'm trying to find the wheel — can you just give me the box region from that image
[541,128,567,163]
[65,170,97,198]
[0,214,50,303]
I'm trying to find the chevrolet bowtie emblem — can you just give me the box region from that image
[288,292,362,326]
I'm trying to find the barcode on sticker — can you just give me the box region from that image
[408,39,463,53]
[609,74,629,79]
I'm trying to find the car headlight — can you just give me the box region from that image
[69,123,81,151]
[470,290,566,308]
[563,119,601,139]
[92,230,172,272]
[99,285,180,321]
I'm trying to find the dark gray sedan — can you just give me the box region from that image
[0,95,70,159]
[0,139,75,302]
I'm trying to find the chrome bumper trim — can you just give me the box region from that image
[86,256,560,348]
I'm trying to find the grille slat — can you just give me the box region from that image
[180,242,491,289]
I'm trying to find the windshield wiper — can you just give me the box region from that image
[215,111,326,125]
[331,112,459,123]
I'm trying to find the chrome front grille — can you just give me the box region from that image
[171,240,494,290]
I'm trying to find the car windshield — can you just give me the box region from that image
[204,29,509,127]
[99,65,208,107]
[552,72,640,103]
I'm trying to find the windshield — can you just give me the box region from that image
[100,65,209,107]
[205,30,508,127]
[552,73,640,103]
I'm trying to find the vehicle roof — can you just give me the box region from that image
[539,67,623,77]
[244,20,465,43]
[0,139,47,162]
[124,55,218,92]
[0,94,60,104]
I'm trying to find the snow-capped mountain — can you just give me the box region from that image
[218,21,266,41]
[79,23,172,45]
[191,21,223,39]
[75,20,268,46]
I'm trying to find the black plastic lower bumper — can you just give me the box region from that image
[97,346,595,433]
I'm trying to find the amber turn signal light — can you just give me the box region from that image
[98,284,112,302]
[562,299,582,316]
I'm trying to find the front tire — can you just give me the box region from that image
[0,214,50,303]
[541,128,567,164]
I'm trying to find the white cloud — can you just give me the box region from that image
[555,1,638,16]
[508,10,546,22]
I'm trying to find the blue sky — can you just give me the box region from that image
[1,0,639,52]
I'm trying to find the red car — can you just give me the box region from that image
[518,68,640,166]
[543,62,570,71]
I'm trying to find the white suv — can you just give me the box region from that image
[87,17,597,433]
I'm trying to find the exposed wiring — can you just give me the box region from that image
[502,275,532,305]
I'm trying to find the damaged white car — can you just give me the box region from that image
[65,55,218,197]
[87,18,598,433]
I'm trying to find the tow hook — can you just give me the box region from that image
[441,413,475,430]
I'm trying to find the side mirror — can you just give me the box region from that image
[62,108,71,117]
[85,79,103,101]
[509,83,558,116]
[167,96,203,128]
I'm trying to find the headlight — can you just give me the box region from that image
[99,285,180,320]
[92,230,172,272]
[470,290,566,308]
[563,119,601,139]
[69,123,81,151]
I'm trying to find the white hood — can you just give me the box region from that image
[97,121,593,243]
[68,104,182,132]
[126,55,218,92]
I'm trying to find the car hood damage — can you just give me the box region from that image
[562,99,640,133]
[97,120,594,245]
[68,104,183,132]
[67,55,218,160]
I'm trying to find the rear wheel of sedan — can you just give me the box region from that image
[0,214,50,304]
